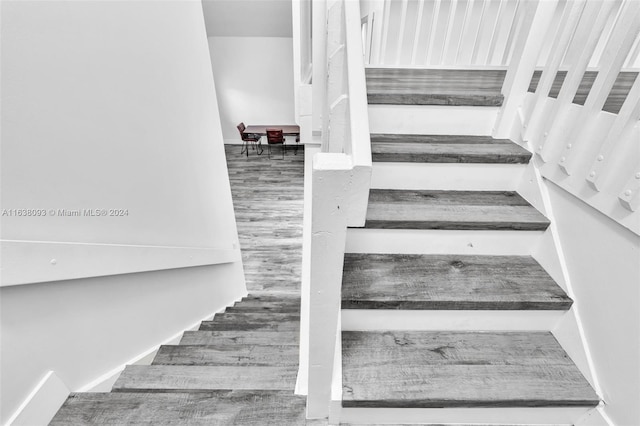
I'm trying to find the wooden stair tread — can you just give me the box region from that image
[366,68,504,106]
[342,254,571,310]
[113,365,296,391]
[370,134,531,164]
[363,190,550,231]
[342,331,598,409]
[180,330,299,346]
[152,344,298,366]
[50,391,308,425]
[200,312,300,332]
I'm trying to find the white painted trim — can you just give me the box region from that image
[5,372,70,426]
[336,405,593,425]
[78,305,229,393]
[1,240,241,287]
[368,104,499,136]
[346,228,543,256]
[371,162,525,191]
[342,309,565,332]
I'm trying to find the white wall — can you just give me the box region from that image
[208,36,296,143]
[0,0,246,423]
[545,181,640,426]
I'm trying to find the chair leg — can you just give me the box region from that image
[241,140,248,157]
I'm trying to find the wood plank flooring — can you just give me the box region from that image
[342,331,599,409]
[364,189,550,231]
[225,144,305,295]
[342,254,572,310]
[367,68,637,113]
[370,134,532,164]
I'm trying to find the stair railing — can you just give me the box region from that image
[363,0,640,69]
[306,0,372,418]
[498,0,640,235]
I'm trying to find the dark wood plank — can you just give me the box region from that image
[199,318,299,332]
[529,70,638,114]
[366,68,505,106]
[366,68,637,113]
[50,391,310,425]
[364,190,550,231]
[342,331,598,409]
[113,365,297,392]
[342,254,571,310]
[180,330,299,346]
[370,134,531,164]
[152,345,298,366]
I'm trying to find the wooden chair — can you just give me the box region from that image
[266,128,285,160]
[237,122,262,157]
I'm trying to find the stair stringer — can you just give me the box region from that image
[510,109,605,424]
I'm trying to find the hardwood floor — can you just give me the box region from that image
[225,144,305,295]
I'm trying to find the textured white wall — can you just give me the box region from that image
[208,36,296,143]
[0,1,246,423]
[546,182,640,426]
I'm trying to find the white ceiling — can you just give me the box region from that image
[202,0,293,38]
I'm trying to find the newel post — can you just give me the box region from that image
[306,153,352,418]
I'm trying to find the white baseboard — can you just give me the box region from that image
[79,304,232,393]
[4,302,238,426]
[5,371,70,426]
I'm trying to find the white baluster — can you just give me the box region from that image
[379,0,392,64]
[586,74,640,192]
[537,1,620,163]
[410,0,426,65]
[425,0,442,65]
[455,0,474,64]
[558,1,640,176]
[395,0,409,65]
[441,0,459,64]
[494,0,557,138]
[523,0,586,142]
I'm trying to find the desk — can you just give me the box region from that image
[243,125,301,156]
[243,125,300,136]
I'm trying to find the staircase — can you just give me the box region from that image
[50,148,316,425]
[330,68,599,425]
[50,296,316,425]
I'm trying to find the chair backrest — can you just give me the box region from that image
[266,128,284,145]
[237,122,246,139]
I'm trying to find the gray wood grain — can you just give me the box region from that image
[50,391,310,425]
[370,134,531,164]
[113,365,297,391]
[342,254,571,310]
[529,70,638,114]
[180,330,299,346]
[342,331,598,408]
[366,68,505,106]
[225,145,304,295]
[364,190,550,231]
[152,344,298,366]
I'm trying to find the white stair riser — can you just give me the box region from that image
[346,228,543,255]
[369,104,499,135]
[341,310,565,332]
[372,162,526,191]
[330,404,593,425]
